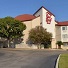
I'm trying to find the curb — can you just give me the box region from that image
[55,54,61,68]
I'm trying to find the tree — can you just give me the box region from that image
[28,26,52,49]
[0,16,26,47]
[56,41,63,49]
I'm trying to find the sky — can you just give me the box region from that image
[0,0,68,21]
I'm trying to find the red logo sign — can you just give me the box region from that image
[46,12,52,24]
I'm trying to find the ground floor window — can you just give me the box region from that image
[63,42,68,46]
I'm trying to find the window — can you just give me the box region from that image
[62,26,67,30]
[62,27,65,30]
[63,43,68,46]
[62,34,68,38]
[40,22,42,26]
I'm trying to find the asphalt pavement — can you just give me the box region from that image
[0,49,68,68]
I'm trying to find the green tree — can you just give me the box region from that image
[28,26,52,49]
[56,41,63,49]
[0,16,26,47]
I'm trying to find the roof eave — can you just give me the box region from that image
[33,6,55,17]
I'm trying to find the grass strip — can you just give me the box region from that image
[59,54,68,68]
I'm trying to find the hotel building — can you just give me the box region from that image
[0,6,68,49]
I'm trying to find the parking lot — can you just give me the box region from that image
[0,48,68,68]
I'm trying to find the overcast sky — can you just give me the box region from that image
[0,0,68,21]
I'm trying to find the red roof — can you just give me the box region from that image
[33,6,55,16]
[15,14,36,21]
[56,21,68,26]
